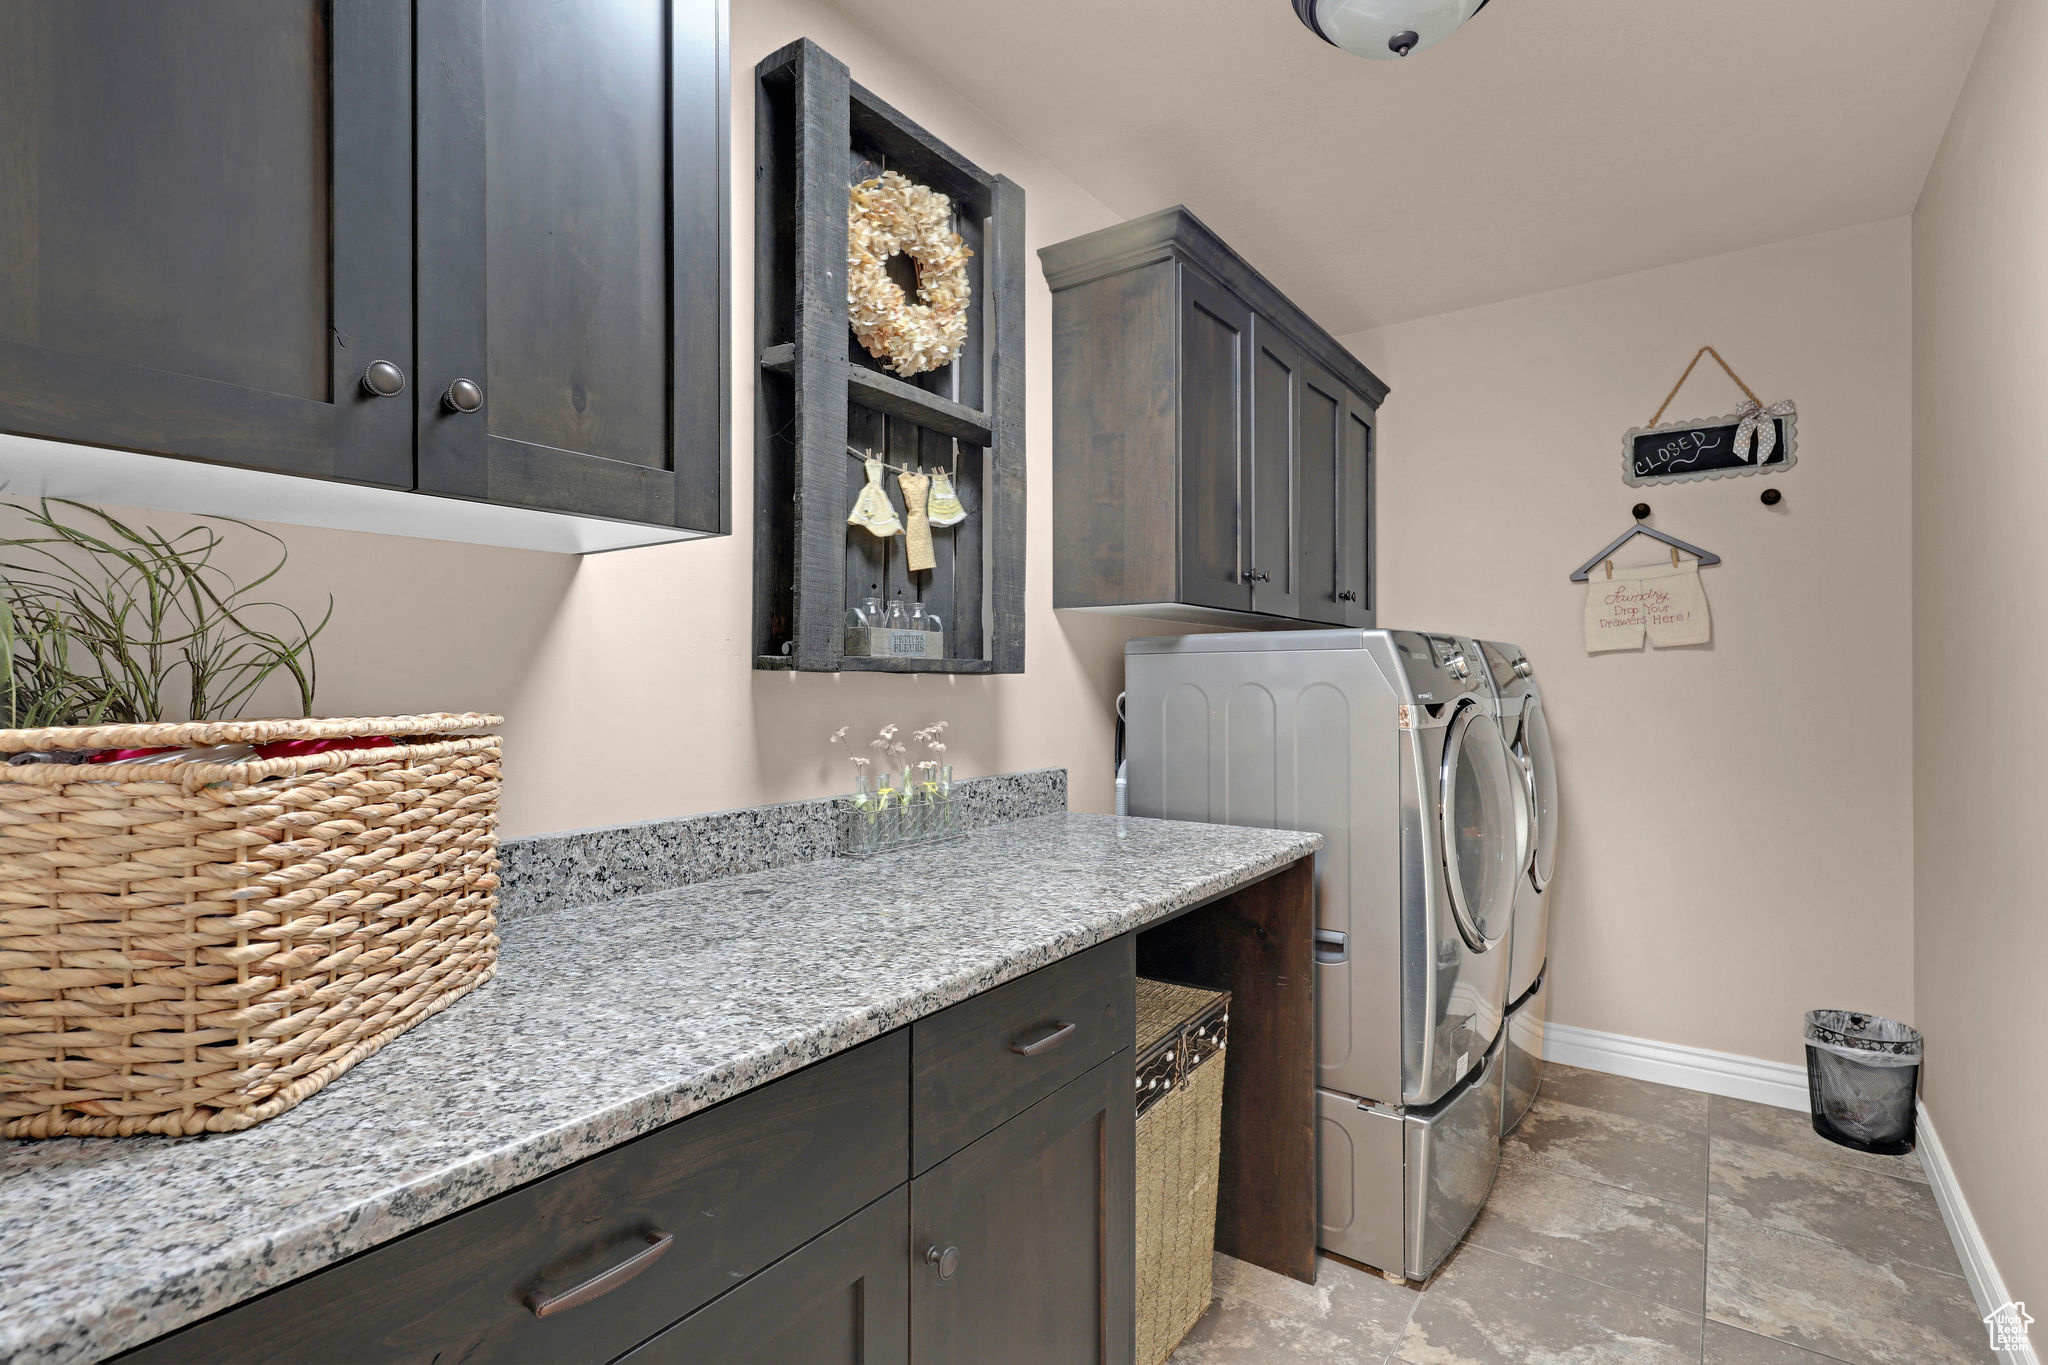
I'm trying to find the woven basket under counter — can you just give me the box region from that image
[1135,977,1231,1365]
[0,714,502,1138]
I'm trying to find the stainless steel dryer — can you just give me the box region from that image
[1124,629,1521,1280]
[1481,640,1557,1136]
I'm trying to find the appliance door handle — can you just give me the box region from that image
[1314,929,1349,964]
[1010,1020,1077,1056]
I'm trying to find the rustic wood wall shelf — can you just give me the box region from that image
[753,40,1026,674]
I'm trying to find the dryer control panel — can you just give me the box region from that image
[1394,632,1487,704]
[1480,639,1531,693]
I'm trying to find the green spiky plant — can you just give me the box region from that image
[0,500,332,730]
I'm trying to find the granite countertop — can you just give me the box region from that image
[0,813,1319,1365]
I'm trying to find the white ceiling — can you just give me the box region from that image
[827,0,1993,332]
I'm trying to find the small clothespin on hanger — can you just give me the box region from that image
[1604,560,1614,580]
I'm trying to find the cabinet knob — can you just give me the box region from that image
[359,361,407,398]
[1338,589,1359,603]
[1241,569,1270,583]
[925,1244,960,1281]
[443,378,485,414]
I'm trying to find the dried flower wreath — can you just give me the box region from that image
[847,171,972,377]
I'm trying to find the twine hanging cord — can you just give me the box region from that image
[1648,346,1763,427]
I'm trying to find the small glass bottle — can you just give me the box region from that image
[911,603,943,653]
[844,595,883,656]
[846,771,876,854]
[885,597,912,630]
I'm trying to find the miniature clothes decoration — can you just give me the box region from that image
[1583,572,1646,653]
[1582,558,1711,654]
[1640,559,1712,647]
[926,469,968,526]
[898,470,936,572]
[1731,398,1797,464]
[848,457,903,538]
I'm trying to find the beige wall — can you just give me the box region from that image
[76,0,1187,838]
[1912,0,2048,1306]
[1342,219,1916,1068]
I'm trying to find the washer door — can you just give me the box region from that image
[1440,701,1517,951]
[1521,698,1558,891]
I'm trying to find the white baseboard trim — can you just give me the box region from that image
[1543,1022,2037,1364]
[1541,1021,1809,1110]
[1917,1104,2040,1365]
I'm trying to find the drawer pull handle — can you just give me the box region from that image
[1010,1020,1077,1056]
[926,1244,961,1280]
[525,1229,673,1319]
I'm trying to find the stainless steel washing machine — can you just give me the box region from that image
[1124,629,1521,1280]
[1481,640,1557,1136]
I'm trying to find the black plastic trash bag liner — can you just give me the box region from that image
[1804,1010,1922,1155]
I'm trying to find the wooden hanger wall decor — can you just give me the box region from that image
[1569,504,1721,582]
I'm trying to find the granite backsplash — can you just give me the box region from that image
[494,767,1067,921]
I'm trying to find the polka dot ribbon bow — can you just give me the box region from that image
[1732,398,1797,463]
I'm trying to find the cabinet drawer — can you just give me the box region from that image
[620,1186,910,1365]
[120,1032,909,1365]
[912,936,1134,1173]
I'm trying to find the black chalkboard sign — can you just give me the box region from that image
[1623,411,1796,486]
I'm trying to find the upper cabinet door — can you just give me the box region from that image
[414,0,729,534]
[0,0,413,485]
[1247,315,1301,619]
[1338,390,1375,626]
[1296,359,1347,626]
[1177,266,1254,614]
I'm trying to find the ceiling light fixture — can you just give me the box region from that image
[1291,0,1491,60]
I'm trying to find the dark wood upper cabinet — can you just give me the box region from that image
[0,0,414,486]
[415,0,728,533]
[1339,387,1376,626]
[0,0,728,546]
[1041,206,1386,628]
[1247,315,1302,618]
[1298,359,1345,622]
[1299,358,1376,627]
[1177,268,1253,614]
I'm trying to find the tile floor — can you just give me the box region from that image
[1168,1063,1990,1364]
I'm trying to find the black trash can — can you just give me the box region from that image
[1804,1010,1922,1155]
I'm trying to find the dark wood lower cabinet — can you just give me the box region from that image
[622,1187,910,1365]
[116,1034,909,1365]
[117,936,1172,1365]
[910,1051,1137,1365]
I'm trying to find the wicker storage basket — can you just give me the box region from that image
[0,714,502,1138]
[1135,977,1230,1365]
